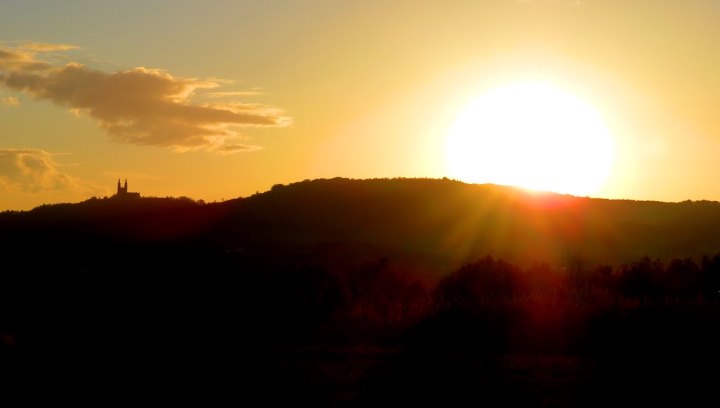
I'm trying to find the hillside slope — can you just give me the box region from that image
[3,177,720,274]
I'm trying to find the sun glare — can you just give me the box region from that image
[445,82,614,196]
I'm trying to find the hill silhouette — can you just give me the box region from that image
[217,177,720,271]
[4,177,720,275]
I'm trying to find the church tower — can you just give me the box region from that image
[117,178,128,195]
[114,178,140,199]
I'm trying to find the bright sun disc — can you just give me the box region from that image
[445,82,614,196]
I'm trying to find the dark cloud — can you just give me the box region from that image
[0,44,290,153]
[0,148,75,192]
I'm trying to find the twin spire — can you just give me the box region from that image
[117,178,128,195]
[115,178,140,199]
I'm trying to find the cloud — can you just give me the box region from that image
[205,91,265,98]
[0,43,290,153]
[0,47,29,63]
[0,47,50,71]
[0,148,76,192]
[1,96,18,106]
[215,144,261,154]
[19,42,79,52]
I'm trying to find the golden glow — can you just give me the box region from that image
[445,82,615,196]
[5,2,720,209]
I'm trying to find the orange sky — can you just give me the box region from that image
[2,0,720,210]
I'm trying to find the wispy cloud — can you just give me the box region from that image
[0,43,291,153]
[0,47,50,71]
[1,96,18,106]
[215,143,261,154]
[205,91,265,98]
[18,42,79,52]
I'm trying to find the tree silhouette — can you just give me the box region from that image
[617,257,665,303]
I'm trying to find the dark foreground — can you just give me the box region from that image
[240,348,720,407]
[3,179,720,405]
[2,251,720,406]
[4,346,719,406]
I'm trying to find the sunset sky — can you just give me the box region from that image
[2,0,720,210]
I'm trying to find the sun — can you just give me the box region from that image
[445,82,614,196]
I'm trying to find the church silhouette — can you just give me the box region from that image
[115,179,141,199]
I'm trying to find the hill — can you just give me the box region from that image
[4,177,720,276]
